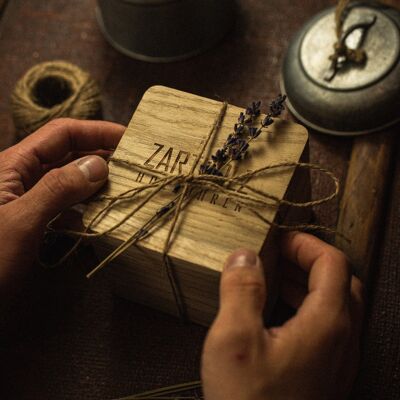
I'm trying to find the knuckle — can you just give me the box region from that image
[223,269,265,298]
[205,322,259,357]
[323,246,349,266]
[320,312,352,345]
[0,190,19,205]
[321,249,351,276]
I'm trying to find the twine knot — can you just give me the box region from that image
[326,0,377,81]
[331,42,367,64]
[44,101,340,321]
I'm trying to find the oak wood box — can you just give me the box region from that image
[83,86,310,326]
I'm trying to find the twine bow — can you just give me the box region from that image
[47,102,339,320]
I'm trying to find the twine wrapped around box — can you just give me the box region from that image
[46,86,339,323]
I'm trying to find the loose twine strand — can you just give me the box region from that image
[11,61,101,136]
[112,380,202,399]
[326,0,376,81]
[46,102,340,320]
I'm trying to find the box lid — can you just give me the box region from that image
[83,86,308,272]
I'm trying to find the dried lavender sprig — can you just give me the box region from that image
[200,94,287,176]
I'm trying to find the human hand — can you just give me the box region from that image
[0,118,124,292]
[201,232,363,400]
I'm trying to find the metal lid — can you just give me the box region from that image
[280,1,400,136]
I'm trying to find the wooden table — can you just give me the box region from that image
[0,1,399,399]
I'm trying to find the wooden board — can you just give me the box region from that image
[336,130,396,282]
[83,85,309,325]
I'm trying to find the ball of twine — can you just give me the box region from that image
[11,60,102,137]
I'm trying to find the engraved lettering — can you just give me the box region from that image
[144,143,164,168]
[210,193,219,204]
[156,147,173,171]
[136,172,145,182]
[170,150,190,174]
[141,143,244,212]
[149,176,158,184]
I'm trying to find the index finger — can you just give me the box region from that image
[16,118,125,164]
[280,231,351,312]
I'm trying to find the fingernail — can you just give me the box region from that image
[76,156,108,182]
[225,249,259,270]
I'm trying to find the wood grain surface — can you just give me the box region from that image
[84,85,309,324]
[0,0,399,399]
[336,130,397,281]
[86,86,309,270]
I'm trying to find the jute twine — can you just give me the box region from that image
[326,0,377,81]
[46,102,341,320]
[11,60,101,137]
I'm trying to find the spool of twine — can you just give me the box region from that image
[11,60,101,137]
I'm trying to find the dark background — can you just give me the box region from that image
[0,0,399,399]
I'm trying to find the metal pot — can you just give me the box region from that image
[280,1,400,136]
[96,0,236,62]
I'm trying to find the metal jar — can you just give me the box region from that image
[96,0,236,62]
[280,1,400,136]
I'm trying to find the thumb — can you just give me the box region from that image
[16,155,108,227]
[217,249,266,326]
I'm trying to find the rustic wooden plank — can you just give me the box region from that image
[84,86,310,324]
[351,137,400,400]
[336,130,397,281]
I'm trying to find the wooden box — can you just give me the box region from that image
[83,86,309,326]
